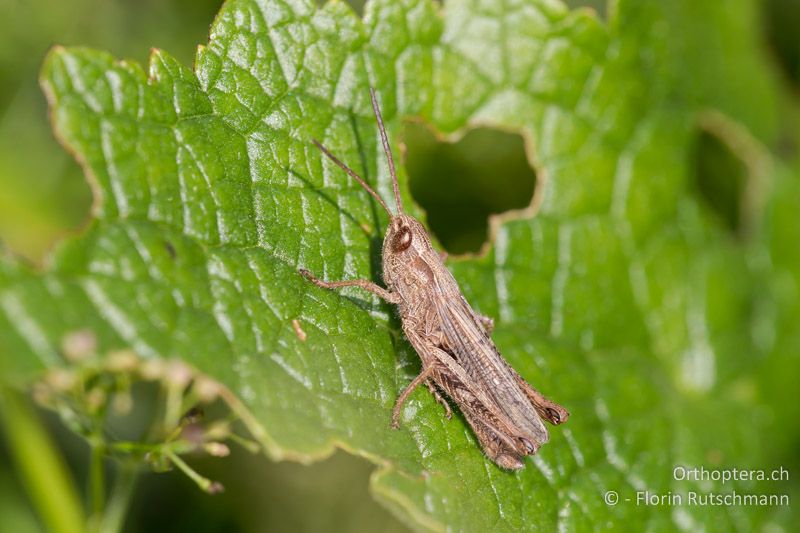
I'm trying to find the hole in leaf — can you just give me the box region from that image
[402,123,537,255]
[762,0,800,91]
[564,0,607,20]
[317,0,366,16]
[690,129,749,235]
[348,0,366,16]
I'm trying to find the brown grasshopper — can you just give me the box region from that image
[299,89,569,470]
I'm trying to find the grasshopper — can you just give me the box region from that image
[300,89,569,469]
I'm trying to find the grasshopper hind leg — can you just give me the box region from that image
[513,374,570,425]
[469,417,528,470]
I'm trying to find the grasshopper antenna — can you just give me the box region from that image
[370,87,404,214]
[311,138,393,217]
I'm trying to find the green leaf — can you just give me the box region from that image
[1,0,797,530]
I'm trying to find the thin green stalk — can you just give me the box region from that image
[88,441,105,520]
[165,450,222,494]
[100,462,138,533]
[227,432,260,454]
[0,387,85,533]
[164,382,183,434]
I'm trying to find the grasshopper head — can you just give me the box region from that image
[384,214,432,256]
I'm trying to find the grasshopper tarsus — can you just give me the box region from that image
[302,88,569,470]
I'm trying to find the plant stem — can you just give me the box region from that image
[100,462,138,533]
[89,440,105,520]
[166,450,221,493]
[227,432,260,454]
[0,387,85,533]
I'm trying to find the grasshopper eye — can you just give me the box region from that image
[392,227,413,252]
